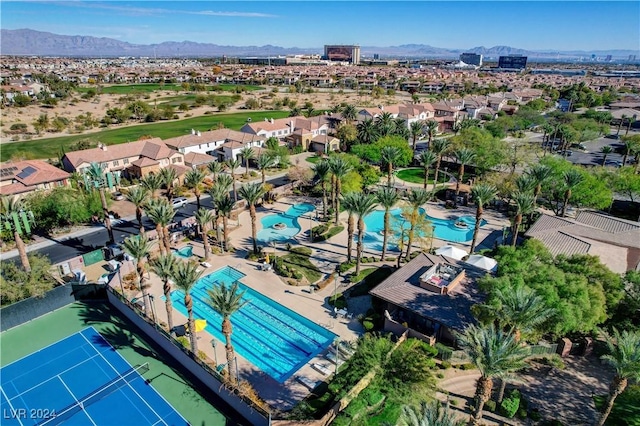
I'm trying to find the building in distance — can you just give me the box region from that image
[498,54,528,70]
[459,52,483,67]
[324,45,361,65]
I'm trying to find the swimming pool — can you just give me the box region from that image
[170,266,336,383]
[171,245,193,259]
[257,203,315,243]
[362,208,486,249]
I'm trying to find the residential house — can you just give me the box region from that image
[164,128,264,162]
[524,212,640,274]
[0,160,71,196]
[369,253,487,345]
[309,134,340,154]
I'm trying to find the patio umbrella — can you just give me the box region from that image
[434,245,468,260]
[465,254,498,272]
[194,319,207,333]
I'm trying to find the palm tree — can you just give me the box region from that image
[561,169,584,217]
[600,146,613,167]
[376,187,399,262]
[146,198,175,255]
[356,118,379,144]
[409,120,424,152]
[469,184,497,254]
[405,188,430,260]
[453,148,476,204]
[459,324,529,425]
[354,193,378,275]
[431,139,451,187]
[140,173,163,199]
[511,191,535,247]
[401,401,463,426]
[376,111,395,131]
[341,192,359,263]
[125,186,149,235]
[419,151,437,190]
[159,167,178,202]
[225,158,241,202]
[238,182,265,254]
[216,195,235,252]
[328,156,352,224]
[526,164,552,206]
[313,160,331,221]
[207,160,223,181]
[595,329,640,426]
[256,153,275,184]
[85,162,114,243]
[171,261,204,354]
[239,147,255,176]
[380,145,403,187]
[0,196,34,272]
[214,173,234,195]
[515,174,536,194]
[195,208,214,260]
[122,234,153,315]
[616,114,627,136]
[150,253,178,332]
[621,137,638,166]
[341,104,357,124]
[207,281,247,384]
[184,168,206,210]
[424,120,439,147]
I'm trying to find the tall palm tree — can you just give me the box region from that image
[380,145,403,187]
[376,111,395,131]
[515,174,536,195]
[171,261,204,354]
[313,160,331,221]
[122,234,153,315]
[405,188,430,260]
[195,208,214,260]
[526,164,552,206]
[453,148,476,203]
[0,196,34,272]
[469,184,497,254]
[125,186,149,235]
[239,147,255,176]
[401,401,463,426]
[207,161,223,182]
[150,253,178,332]
[409,120,424,152]
[600,145,614,167]
[561,169,584,217]
[256,153,275,184]
[341,104,357,124]
[341,192,359,263]
[376,187,399,261]
[207,281,247,384]
[459,324,529,425]
[616,114,627,136]
[354,193,378,275]
[214,173,234,195]
[85,162,114,243]
[424,120,439,148]
[511,191,535,247]
[159,167,178,202]
[238,182,265,254]
[328,156,352,224]
[184,168,206,210]
[225,158,241,202]
[431,139,451,187]
[621,137,638,166]
[216,195,235,252]
[356,118,379,144]
[140,173,163,199]
[595,329,640,426]
[419,151,437,190]
[146,198,175,255]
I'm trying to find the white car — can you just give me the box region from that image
[171,197,188,209]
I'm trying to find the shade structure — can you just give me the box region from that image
[465,254,498,272]
[194,319,207,332]
[435,245,468,260]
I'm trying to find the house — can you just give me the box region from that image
[369,253,487,345]
[61,138,187,183]
[524,212,640,273]
[164,128,265,161]
[0,160,71,196]
[241,116,330,142]
[309,135,340,154]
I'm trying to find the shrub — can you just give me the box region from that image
[485,400,497,412]
[500,389,521,418]
[460,363,476,370]
[529,409,542,421]
[290,246,312,256]
[440,360,452,369]
[435,342,453,359]
[176,336,189,348]
[338,261,356,273]
[436,372,444,379]
[362,320,375,331]
[361,387,384,406]
[518,408,528,419]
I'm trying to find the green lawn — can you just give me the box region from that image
[395,168,436,185]
[156,94,237,106]
[306,155,322,164]
[76,83,263,95]
[2,110,289,161]
[281,252,322,283]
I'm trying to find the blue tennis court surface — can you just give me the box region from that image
[0,327,188,425]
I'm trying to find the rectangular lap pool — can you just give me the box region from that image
[171,266,336,383]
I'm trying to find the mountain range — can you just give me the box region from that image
[2,29,638,59]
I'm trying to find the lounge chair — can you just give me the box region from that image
[312,363,332,376]
[296,375,320,390]
[324,352,344,366]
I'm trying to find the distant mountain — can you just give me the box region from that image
[2,29,638,59]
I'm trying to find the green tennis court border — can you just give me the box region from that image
[0,302,243,425]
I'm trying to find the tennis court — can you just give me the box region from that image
[1,327,188,426]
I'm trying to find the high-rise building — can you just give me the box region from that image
[460,53,483,67]
[324,45,361,64]
[498,55,528,70]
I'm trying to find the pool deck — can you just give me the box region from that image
[114,192,511,411]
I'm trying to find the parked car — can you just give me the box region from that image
[605,134,620,140]
[605,160,623,168]
[171,197,188,209]
[112,191,124,201]
[570,143,586,151]
[558,150,573,157]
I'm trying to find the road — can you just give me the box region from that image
[1,174,290,265]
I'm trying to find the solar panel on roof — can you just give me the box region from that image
[0,166,18,178]
[16,166,37,180]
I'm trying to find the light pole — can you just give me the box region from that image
[309,213,314,242]
[334,337,340,375]
[210,339,218,366]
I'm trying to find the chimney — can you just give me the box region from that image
[191,128,195,135]
[102,145,107,151]
[270,118,274,124]
[197,131,201,137]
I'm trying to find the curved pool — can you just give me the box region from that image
[257,203,315,243]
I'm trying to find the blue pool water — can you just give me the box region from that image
[257,203,315,243]
[170,266,336,383]
[362,208,487,250]
[172,245,193,258]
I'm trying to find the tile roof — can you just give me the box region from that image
[183,152,216,167]
[0,160,70,195]
[164,129,262,149]
[63,138,170,169]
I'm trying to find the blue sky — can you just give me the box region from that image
[2,1,639,51]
